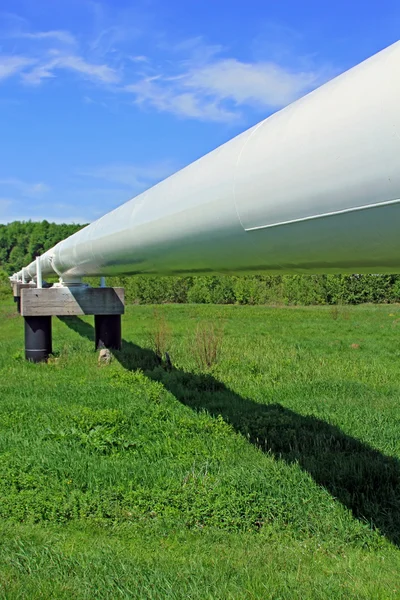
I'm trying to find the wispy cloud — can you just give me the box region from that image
[22,52,119,85]
[183,58,321,108]
[127,78,238,123]
[0,49,119,86]
[0,13,119,87]
[0,197,13,214]
[80,161,179,192]
[0,178,50,196]
[0,55,34,81]
[129,55,149,63]
[125,37,331,122]
[12,30,76,45]
[0,196,91,224]
[0,14,334,123]
[0,165,175,224]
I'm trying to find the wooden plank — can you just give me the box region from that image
[21,287,125,316]
[12,282,36,297]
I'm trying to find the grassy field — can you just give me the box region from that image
[0,298,400,598]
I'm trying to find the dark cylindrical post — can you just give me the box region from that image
[14,296,21,313]
[94,315,121,350]
[24,316,52,362]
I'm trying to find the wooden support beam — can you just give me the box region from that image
[21,287,125,317]
[11,282,37,313]
[11,282,36,298]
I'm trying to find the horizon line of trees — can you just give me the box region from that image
[0,220,85,274]
[1,220,400,305]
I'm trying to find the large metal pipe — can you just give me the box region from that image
[13,41,400,281]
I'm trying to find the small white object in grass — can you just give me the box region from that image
[98,348,112,365]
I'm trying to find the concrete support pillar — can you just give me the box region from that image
[94,314,121,350]
[24,316,52,362]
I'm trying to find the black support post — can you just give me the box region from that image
[24,316,52,362]
[94,314,121,350]
[14,296,21,313]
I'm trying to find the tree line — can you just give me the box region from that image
[1,221,400,305]
[0,220,83,274]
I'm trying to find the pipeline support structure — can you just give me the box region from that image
[20,286,124,362]
[8,40,400,360]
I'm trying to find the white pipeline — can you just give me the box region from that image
[13,41,400,282]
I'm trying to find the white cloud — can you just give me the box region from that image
[0,197,13,215]
[23,52,119,85]
[0,185,140,224]
[21,62,54,84]
[0,178,50,196]
[12,30,76,45]
[0,16,334,123]
[0,55,34,81]
[0,49,119,87]
[59,54,119,83]
[0,195,91,224]
[80,161,179,191]
[127,78,237,122]
[183,58,321,108]
[0,15,119,87]
[82,94,110,109]
[170,36,224,63]
[125,37,331,122]
[130,55,149,63]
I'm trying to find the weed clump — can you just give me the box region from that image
[192,322,224,370]
[147,309,171,365]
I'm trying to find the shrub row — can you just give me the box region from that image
[105,273,400,305]
[3,268,400,306]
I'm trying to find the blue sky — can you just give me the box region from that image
[1,0,399,224]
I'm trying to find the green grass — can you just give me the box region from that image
[0,299,400,598]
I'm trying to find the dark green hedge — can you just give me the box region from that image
[106,273,400,305]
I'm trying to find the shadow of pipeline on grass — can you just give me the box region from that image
[59,316,400,547]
